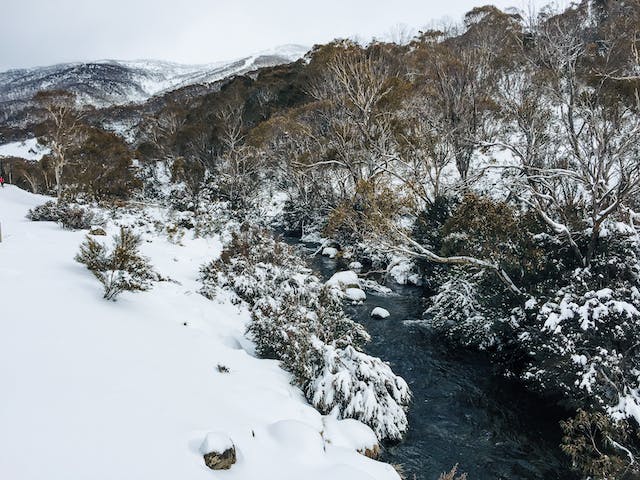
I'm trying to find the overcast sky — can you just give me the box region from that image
[1,0,552,71]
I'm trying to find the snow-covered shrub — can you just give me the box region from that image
[426,270,499,350]
[200,224,315,302]
[26,201,61,222]
[307,340,411,441]
[27,201,97,230]
[58,205,97,230]
[250,293,318,382]
[521,231,640,411]
[76,227,155,300]
[199,224,410,441]
[523,276,640,410]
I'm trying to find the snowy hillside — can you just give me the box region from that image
[0,44,308,107]
[0,185,399,480]
[0,138,49,161]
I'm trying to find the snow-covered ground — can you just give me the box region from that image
[0,138,49,161]
[0,185,399,480]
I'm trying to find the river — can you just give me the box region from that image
[300,245,575,480]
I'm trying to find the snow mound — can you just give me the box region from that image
[322,417,378,453]
[199,432,234,455]
[268,419,325,459]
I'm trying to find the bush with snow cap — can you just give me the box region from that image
[307,340,410,441]
[426,270,499,350]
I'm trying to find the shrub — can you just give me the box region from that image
[307,340,411,441]
[426,270,499,350]
[26,201,62,222]
[438,464,468,480]
[561,409,636,479]
[27,201,97,230]
[59,205,96,230]
[76,227,155,300]
[521,230,640,413]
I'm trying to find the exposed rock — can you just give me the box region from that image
[200,432,236,470]
[203,447,236,470]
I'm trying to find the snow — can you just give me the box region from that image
[326,270,360,289]
[199,432,234,455]
[370,307,390,319]
[322,247,338,258]
[0,185,399,480]
[345,288,367,302]
[349,261,363,271]
[388,257,422,286]
[0,138,49,161]
[322,417,378,453]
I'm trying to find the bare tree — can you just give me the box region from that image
[34,90,84,197]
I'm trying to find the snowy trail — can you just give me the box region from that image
[0,185,398,480]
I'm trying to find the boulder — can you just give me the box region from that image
[200,432,236,470]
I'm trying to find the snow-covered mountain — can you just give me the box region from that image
[0,45,308,108]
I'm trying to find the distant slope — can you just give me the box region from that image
[0,45,308,108]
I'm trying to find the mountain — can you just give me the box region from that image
[0,45,308,116]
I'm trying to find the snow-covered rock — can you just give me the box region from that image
[346,288,367,303]
[348,261,363,271]
[388,257,422,286]
[326,271,360,289]
[322,247,338,258]
[200,433,236,470]
[370,307,390,319]
[199,432,234,455]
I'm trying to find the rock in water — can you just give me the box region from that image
[370,307,390,319]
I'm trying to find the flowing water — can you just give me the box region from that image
[299,245,574,480]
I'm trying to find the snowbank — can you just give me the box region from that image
[0,185,399,480]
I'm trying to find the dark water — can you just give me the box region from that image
[300,246,574,480]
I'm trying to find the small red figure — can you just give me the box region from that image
[0,176,4,188]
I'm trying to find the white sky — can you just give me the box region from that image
[1,0,552,71]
